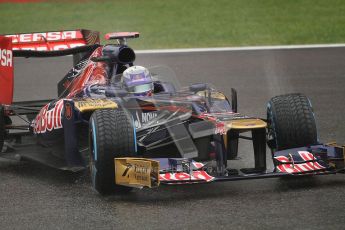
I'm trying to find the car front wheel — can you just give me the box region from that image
[267,93,318,151]
[89,109,136,195]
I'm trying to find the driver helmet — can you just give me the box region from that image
[122,66,154,96]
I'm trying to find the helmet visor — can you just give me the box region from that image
[125,72,151,87]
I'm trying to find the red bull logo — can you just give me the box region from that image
[33,100,64,134]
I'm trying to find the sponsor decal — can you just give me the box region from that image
[159,170,214,182]
[192,161,205,169]
[74,99,117,112]
[69,58,89,79]
[215,122,226,135]
[65,103,72,120]
[0,36,13,105]
[0,48,12,67]
[274,151,326,173]
[33,100,64,134]
[5,31,86,51]
[133,111,158,129]
[6,31,81,43]
[115,158,160,188]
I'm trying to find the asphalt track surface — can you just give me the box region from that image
[1,47,345,229]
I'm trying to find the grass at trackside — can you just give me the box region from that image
[1,0,345,49]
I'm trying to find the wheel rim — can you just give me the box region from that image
[89,119,97,189]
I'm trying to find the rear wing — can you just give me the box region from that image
[0,29,100,105]
[5,29,100,52]
[4,29,100,61]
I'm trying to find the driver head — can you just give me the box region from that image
[122,66,153,96]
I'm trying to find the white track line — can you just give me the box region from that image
[136,44,345,54]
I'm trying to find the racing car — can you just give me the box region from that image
[0,30,344,195]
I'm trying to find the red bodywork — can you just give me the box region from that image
[64,47,108,98]
[5,30,99,51]
[0,29,101,105]
[0,36,13,105]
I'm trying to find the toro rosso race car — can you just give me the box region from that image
[0,30,344,195]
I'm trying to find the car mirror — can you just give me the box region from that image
[105,87,128,97]
[189,83,207,93]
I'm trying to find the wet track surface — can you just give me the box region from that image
[1,48,345,229]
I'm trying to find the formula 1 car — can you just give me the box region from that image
[0,30,344,195]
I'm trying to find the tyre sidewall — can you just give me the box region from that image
[89,109,135,195]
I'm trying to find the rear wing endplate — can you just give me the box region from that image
[0,36,13,105]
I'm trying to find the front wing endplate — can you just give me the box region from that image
[115,158,160,188]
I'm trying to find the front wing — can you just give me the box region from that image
[114,143,345,188]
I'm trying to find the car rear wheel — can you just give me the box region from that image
[267,93,318,151]
[89,109,136,195]
[0,105,4,152]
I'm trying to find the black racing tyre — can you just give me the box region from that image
[267,93,318,151]
[0,106,4,152]
[226,130,239,160]
[231,88,237,113]
[226,88,238,159]
[89,109,136,195]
